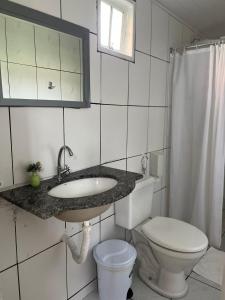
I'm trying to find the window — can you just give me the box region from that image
[98,0,135,61]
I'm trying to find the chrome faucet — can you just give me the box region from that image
[57,145,74,182]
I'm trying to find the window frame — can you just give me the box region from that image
[97,0,136,62]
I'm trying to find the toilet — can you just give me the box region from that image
[115,177,208,298]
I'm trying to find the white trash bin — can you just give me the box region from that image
[93,239,137,300]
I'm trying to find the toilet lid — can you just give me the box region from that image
[93,239,137,269]
[141,217,208,253]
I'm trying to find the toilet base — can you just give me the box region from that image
[139,268,189,299]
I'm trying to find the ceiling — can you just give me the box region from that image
[157,0,225,38]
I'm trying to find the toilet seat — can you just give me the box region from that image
[141,217,208,253]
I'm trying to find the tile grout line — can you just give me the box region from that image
[0,263,17,274]
[93,102,169,108]
[14,214,22,300]
[14,217,103,269]
[8,107,15,184]
[18,241,62,265]
[126,59,130,171]
[5,13,15,188]
[99,48,103,240]
[189,273,221,291]
[97,45,169,64]
[33,24,39,100]
[4,16,11,99]
[67,278,97,300]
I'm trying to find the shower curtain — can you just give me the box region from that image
[170,45,225,247]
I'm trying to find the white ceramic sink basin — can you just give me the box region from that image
[48,177,118,199]
[49,177,118,222]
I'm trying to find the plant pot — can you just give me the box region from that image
[30,172,40,188]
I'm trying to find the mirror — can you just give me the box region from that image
[0,1,90,108]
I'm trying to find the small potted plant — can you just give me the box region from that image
[26,161,42,188]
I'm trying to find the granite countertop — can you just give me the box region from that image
[0,165,142,219]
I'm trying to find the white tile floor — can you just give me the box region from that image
[84,273,221,300]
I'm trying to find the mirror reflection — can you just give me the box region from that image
[0,13,83,102]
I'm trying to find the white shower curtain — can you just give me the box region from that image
[170,45,225,247]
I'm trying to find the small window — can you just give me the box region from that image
[98,0,135,61]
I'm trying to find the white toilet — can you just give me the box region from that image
[115,177,208,298]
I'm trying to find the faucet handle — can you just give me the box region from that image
[64,165,70,174]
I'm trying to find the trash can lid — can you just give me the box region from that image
[93,239,137,269]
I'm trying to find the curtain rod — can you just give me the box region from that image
[170,40,225,54]
[186,41,225,50]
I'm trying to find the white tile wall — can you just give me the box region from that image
[151,189,168,218]
[182,26,195,46]
[64,105,100,172]
[10,107,64,184]
[151,189,162,217]
[101,215,125,241]
[104,159,126,171]
[148,107,165,152]
[0,266,19,300]
[151,3,169,61]
[61,0,97,33]
[19,243,67,300]
[101,54,128,105]
[66,216,100,238]
[129,51,150,106]
[101,105,127,163]
[127,155,145,175]
[10,0,61,17]
[0,109,13,189]
[0,62,10,98]
[0,199,16,271]
[0,15,7,61]
[67,223,100,298]
[136,0,151,54]
[150,57,168,106]
[16,209,65,262]
[127,106,148,157]
[1,0,197,299]
[169,16,183,49]
[90,34,101,103]
[101,204,114,220]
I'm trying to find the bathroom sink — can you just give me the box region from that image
[48,177,118,222]
[48,177,118,198]
[0,165,143,221]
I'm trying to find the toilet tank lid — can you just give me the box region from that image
[133,176,156,192]
[93,240,137,269]
[142,217,208,253]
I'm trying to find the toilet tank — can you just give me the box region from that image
[115,177,155,230]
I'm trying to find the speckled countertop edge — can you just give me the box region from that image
[0,165,142,219]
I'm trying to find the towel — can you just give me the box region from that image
[193,247,225,288]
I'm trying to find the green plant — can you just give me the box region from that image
[26,161,42,173]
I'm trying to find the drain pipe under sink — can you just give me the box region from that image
[62,221,92,264]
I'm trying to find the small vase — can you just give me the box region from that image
[30,172,40,188]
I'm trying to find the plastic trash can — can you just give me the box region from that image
[93,239,137,300]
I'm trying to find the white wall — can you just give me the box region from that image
[0,0,196,299]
